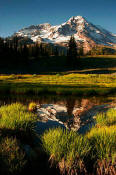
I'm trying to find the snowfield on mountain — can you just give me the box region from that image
[15,16,116,51]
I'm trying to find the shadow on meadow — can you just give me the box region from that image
[0,56,116,74]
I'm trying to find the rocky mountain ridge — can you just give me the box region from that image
[15,16,116,51]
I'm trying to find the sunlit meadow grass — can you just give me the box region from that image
[0,74,116,87]
[0,73,116,95]
[0,103,37,132]
[95,108,116,126]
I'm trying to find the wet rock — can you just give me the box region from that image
[35,103,113,134]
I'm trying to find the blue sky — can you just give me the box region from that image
[0,0,116,37]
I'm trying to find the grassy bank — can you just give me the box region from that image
[42,108,116,174]
[0,103,37,175]
[0,74,116,95]
[0,103,116,174]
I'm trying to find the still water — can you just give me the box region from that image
[0,94,116,108]
[0,94,116,133]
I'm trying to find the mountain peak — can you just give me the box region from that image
[15,15,116,52]
[68,16,85,22]
[38,23,51,27]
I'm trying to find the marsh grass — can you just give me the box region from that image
[0,74,116,95]
[96,108,116,126]
[0,100,115,174]
[0,103,37,144]
[42,128,91,174]
[0,103,36,131]
[86,108,116,164]
[42,128,90,163]
[42,120,116,174]
[0,103,55,175]
[87,126,116,160]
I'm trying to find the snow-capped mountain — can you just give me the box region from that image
[15,16,116,51]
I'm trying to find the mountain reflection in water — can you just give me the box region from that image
[0,94,116,133]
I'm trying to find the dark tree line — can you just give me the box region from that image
[87,45,116,55]
[1,35,115,69]
[0,36,65,65]
[0,35,84,69]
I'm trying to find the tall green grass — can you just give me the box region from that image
[87,126,116,160]
[42,128,90,163]
[87,108,116,161]
[42,128,90,174]
[0,103,41,175]
[95,108,116,126]
[41,108,116,174]
[0,103,37,131]
[0,102,115,174]
[0,103,37,144]
[42,126,116,162]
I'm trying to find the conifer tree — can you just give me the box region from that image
[79,42,84,56]
[67,36,78,67]
[54,46,59,56]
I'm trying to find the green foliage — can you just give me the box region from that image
[87,126,116,160]
[0,36,62,64]
[0,101,115,174]
[67,36,78,67]
[42,128,90,164]
[96,108,116,126]
[88,45,116,56]
[1,73,116,95]
[68,36,77,57]
[42,116,116,173]
[0,137,27,174]
[88,108,116,162]
[0,103,37,132]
